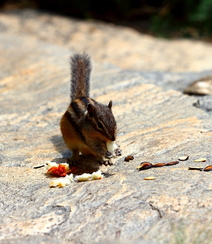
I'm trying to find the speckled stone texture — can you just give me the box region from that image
[0,10,212,244]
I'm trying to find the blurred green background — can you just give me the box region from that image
[1,0,212,39]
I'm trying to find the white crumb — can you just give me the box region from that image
[75,170,103,182]
[45,161,57,169]
[106,141,118,153]
[90,170,104,180]
[48,167,103,187]
[49,174,74,188]
[74,173,92,182]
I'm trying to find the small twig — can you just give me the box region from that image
[33,164,45,169]
[149,202,163,218]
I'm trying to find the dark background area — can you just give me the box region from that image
[1,0,212,40]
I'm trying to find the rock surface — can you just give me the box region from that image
[0,10,212,244]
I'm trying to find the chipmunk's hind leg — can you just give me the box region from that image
[96,154,113,166]
[67,149,79,166]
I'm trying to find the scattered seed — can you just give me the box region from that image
[178,156,189,161]
[166,161,179,166]
[194,158,206,162]
[124,155,134,162]
[33,164,45,169]
[137,162,152,170]
[152,163,166,167]
[203,165,212,171]
[200,129,212,133]
[188,166,203,171]
[144,176,155,180]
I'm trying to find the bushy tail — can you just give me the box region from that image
[70,53,91,101]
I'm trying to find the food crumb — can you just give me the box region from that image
[124,155,134,162]
[144,176,155,180]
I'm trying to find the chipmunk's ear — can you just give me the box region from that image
[87,103,95,117]
[108,100,112,109]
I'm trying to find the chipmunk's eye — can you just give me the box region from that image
[97,122,104,130]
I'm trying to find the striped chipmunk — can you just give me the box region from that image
[60,53,122,165]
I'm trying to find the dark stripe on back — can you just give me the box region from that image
[80,97,90,107]
[90,98,97,103]
[64,111,86,143]
[71,101,82,116]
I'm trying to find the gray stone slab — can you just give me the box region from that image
[0,32,212,244]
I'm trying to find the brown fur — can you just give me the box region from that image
[60,53,118,164]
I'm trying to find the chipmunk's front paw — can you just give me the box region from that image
[115,148,122,156]
[105,151,113,159]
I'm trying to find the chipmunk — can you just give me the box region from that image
[60,53,121,165]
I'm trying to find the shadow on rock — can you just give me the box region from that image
[50,135,72,158]
[50,135,102,174]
